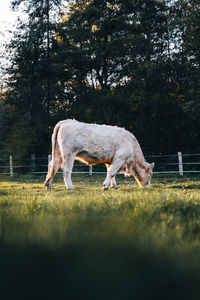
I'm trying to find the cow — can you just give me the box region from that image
[44,119,154,190]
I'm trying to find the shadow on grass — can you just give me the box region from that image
[0,237,200,300]
[0,191,8,196]
[167,183,200,190]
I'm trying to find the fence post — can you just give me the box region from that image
[10,155,13,177]
[31,154,36,171]
[178,152,183,175]
[89,165,92,176]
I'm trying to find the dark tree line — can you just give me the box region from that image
[0,0,200,159]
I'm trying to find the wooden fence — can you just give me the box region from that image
[0,152,200,176]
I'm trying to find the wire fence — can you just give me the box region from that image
[0,152,200,176]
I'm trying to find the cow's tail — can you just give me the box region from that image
[44,121,66,188]
[51,121,63,162]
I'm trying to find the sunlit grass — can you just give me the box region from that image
[1,174,200,299]
[0,174,200,250]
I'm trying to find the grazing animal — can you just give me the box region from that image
[45,119,154,190]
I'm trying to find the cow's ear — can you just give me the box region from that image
[150,162,154,169]
[145,162,154,171]
[145,164,150,171]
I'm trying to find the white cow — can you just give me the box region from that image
[45,119,154,190]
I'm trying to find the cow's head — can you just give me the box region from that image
[134,162,154,187]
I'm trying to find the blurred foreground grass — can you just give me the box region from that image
[1,174,200,299]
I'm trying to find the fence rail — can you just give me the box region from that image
[0,152,200,176]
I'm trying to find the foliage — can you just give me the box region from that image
[2,0,63,157]
[1,0,200,159]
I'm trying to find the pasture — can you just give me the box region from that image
[1,173,200,299]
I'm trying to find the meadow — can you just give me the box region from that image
[1,173,200,299]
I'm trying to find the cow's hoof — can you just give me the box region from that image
[111,185,118,189]
[44,181,51,190]
[102,185,108,190]
[45,185,51,190]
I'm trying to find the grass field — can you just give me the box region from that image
[1,173,200,299]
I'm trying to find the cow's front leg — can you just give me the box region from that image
[104,164,118,189]
[103,161,122,190]
[62,153,75,190]
[110,176,118,189]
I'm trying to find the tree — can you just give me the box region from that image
[54,0,170,126]
[169,0,200,151]
[2,0,200,158]
[3,0,63,157]
[0,84,14,154]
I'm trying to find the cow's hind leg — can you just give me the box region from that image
[62,153,76,190]
[44,156,62,189]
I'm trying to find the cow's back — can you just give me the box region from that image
[57,120,135,165]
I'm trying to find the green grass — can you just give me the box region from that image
[1,174,200,299]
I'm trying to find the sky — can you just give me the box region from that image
[0,0,67,45]
[0,0,66,82]
[0,0,19,80]
[0,0,18,45]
